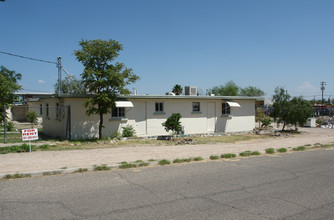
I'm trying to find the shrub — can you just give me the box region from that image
[261,117,272,127]
[93,164,110,171]
[138,162,149,167]
[193,156,203,161]
[221,153,236,158]
[277,148,287,153]
[210,155,219,160]
[158,159,170,165]
[239,151,252,157]
[162,113,182,135]
[122,125,136,137]
[111,131,121,140]
[293,146,306,151]
[26,111,38,127]
[265,148,275,154]
[74,168,88,173]
[119,163,137,169]
[6,121,15,131]
[251,151,261,156]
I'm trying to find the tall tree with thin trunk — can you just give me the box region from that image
[0,66,22,123]
[74,39,139,139]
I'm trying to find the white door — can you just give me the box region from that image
[207,102,216,132]
[135,102,147,135]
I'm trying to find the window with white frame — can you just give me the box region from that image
[222,102,231,115]
[39,104,43,116]
[155,102,164,112]
[112,107,125,117]
[192,102,200,112]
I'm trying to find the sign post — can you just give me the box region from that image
[22,128,38,152]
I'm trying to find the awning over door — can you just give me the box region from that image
[115,101,134,108]
[226,101,241,107]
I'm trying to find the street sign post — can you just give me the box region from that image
[22,128,38,152]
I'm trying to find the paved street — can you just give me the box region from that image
[1,149,334,219]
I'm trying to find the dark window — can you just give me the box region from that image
[155,102,164,112]
[40,104,42,115]
[192,102,200,112]
[112,107,125,117]
[46,104,49,117]
[56,103,61,120]
[222,103,231,114]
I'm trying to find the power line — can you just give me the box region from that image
[0,51,57,64]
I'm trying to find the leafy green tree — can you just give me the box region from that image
[172,84,183,95]
[286,97,313,130]
[74,39,140,139]
[211,81,239,96]
[0,66,22,123]
[54,75,86,94]
[162,113,182,135]
[272,87,291,130]
[25,111,38,128]
[272,87,312,131]
[240,86,265,96]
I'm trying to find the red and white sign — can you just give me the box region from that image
[22,128,39,141]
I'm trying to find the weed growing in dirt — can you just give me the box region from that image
[277,148,287,153]
[221,153,236,158]
[3,173,31,180]
[119,163,137,169]
[293,146,306,151]
[193,156,203,161]
[73,168,88,173]
[239,151,252,157]
[265,148,275,154]
[159,159,170,165]
[210,155,219,160]
[138,162,150,167]
[93,164,110,171]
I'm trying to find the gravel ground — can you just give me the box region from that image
[0,127,333,177]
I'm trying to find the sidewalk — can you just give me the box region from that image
[1,127,333,177]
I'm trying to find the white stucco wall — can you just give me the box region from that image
[41,96,256,139]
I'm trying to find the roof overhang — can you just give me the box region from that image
[115,101,134,108]
[226,101,241,107]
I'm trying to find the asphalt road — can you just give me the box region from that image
[1,149,334,219]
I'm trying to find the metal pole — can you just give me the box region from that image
[3,105,7,143]
[57,56,62,95]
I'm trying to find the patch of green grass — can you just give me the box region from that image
[119,163,137,169]
[239,151,252,157]
[134,160,144,163]
[3,173,31,180]
[158,159,170,165]
[73,168,88,173]
[293,146,306,151]
[138,162,150,167]
[277,148,287,153]
[43,171,62,176]
[265,148,275,154]
[173,158,193,163]
[119,161,128,165]
[93,164,110,171]
[210,155,219,160]
[251,151,261,156]
[305,144,312,147]
[220,153,236,158]
[148,159,156,162]
[60,167,67,169]
[193,156,203,161]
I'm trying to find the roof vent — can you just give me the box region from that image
[185,86,197,96]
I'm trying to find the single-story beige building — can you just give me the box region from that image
[40,94,259,140]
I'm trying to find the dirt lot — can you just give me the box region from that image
[0,127,333,176]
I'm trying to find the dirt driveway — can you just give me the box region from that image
[0,127,333,177]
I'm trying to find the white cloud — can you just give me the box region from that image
[38,80,45,84]
[296,81,317,95]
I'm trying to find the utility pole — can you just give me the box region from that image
[320,81,326,105]
[3,105,6,143]
[57,56,62,95]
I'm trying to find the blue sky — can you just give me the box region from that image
[1,0,333,99]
